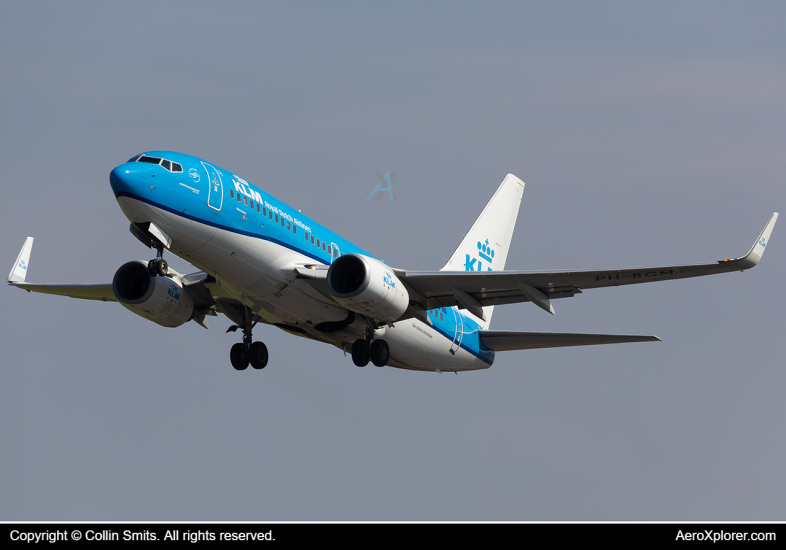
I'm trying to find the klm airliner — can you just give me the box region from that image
[7,152,778,372]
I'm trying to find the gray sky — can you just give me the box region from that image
[1,1,784,520]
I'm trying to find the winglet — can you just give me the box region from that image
[8,237,34,283]
[727,213,778,269]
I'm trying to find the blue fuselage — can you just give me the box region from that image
[109,151,494,371]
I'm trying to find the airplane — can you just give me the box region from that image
[7,151,778,373]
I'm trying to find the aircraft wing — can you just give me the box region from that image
[9,282,117,301]
[6,237,116,300]
[479,331,660,351]
[397,213,778,316]
[7,236,216,309]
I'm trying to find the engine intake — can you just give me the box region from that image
[327,254,409,322]
[112,261,195,327]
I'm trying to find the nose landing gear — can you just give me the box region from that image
[146,244,169,277]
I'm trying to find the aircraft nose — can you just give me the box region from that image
[110,164,147,195]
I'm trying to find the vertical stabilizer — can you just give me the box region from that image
[441,174,525,327]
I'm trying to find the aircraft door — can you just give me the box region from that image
[202,161,223,211]
[449,307,463,355]
[330,242,340,263]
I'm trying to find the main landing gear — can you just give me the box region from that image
[352,338,389,367]
[227,307,268,371]
[146,244,168,277]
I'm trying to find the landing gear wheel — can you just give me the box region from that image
[249,341,268,370]
[351,339,370,367]
[156,258,168,277]
[147,258,168,277]
[230,343,249,371]
[370,340,390,367]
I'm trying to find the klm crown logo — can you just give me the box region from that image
[466,239,495,272]
[759,237,767,248]
[18,260,27,270]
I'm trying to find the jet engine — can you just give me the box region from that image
[326,254,409,322]
[112,261,195,327]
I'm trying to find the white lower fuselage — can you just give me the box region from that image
[117,196,493,372]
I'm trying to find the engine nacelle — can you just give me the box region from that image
[112,261,195,328]
[326,254,409,322]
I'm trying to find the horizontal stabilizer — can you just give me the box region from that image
[479,330,660,351]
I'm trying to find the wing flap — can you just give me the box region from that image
[479,330,660,351]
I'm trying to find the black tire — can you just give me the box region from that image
[249,341,268,370]
[351,339,370,367]
[156,258,168,277]
[370,339,390,367]
[230,343,249,371]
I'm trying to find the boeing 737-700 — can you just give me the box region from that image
[7,152,778,372]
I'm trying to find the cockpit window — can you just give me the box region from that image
[129,155,184,173]
[138,156,162,164]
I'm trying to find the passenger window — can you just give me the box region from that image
[237,193,242,203]
[286,221,291,230]
[293,225,297,234]
[269,211,273,220]
[256,204,260,213]
[262,207,266,216]
[316,238,320,248]
[161,160,172,171]
[322,242,326,251]
[250,200,254,209]
[172,163,183,172]
[275,214,279,223]
[230,190,235,199]
[281,217,285,227]
[244,197,248,206]
[305,232,309,241]
[310,235,315,244]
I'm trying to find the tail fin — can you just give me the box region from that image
[441,174,525,327]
